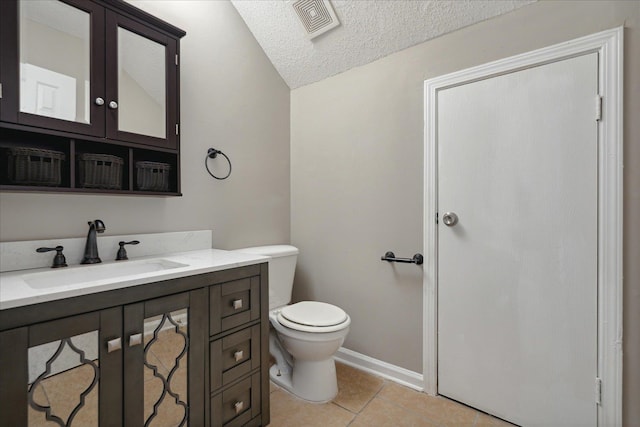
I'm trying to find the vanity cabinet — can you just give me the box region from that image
[0,264,270,427]
[0,0,185,195]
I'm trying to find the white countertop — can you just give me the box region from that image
[0,249,269,310]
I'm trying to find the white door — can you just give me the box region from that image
[437,53,598,426]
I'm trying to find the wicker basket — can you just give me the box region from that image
[7,147,65,186]
[77,153,124,189]
[136,161,171,191]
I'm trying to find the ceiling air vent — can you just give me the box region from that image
[291,0,340,39]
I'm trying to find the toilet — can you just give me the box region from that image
[234,245,350,403]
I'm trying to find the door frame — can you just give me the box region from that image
[422,27,623,425]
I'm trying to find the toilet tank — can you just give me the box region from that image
[233,245,299,310]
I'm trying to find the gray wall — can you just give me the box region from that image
[0,0,291,249]
[290,1,639,423]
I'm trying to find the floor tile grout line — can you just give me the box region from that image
[330,401,357,427]
[358,380,386,412]
[345,379,446,427]
[339,377,388,422]
[345,379,389,426]
[343,384,381,427]
[329,400,358,417]
[375,389,450,427]
[332,379,386,415]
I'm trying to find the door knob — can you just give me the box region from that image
[108,101,118,109]
[95,97,105,106]
[442,212,458,226]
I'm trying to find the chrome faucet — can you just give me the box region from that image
[81,219,106,264]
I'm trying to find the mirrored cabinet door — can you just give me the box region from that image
[0,308,123,426]
[0,0,106,136]
[143,308,189,425]
[27,329,101,426]
[106,12,178,150]
[123,290,205,427]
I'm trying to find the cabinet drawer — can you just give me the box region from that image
[211,372,261,427]
[211,324,261,391]
[210,278,260,335]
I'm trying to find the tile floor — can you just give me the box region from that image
[268,362,514,427]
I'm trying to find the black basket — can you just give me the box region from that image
[7,147,65,186]
[77,153,124,189]
[136,161,171,191]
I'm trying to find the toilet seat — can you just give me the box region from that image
[277,301,349,333]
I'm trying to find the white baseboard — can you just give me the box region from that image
[334,347,425,392]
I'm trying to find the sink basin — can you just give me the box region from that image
[23,259,189,289]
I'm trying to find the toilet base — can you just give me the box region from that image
[269,358,338,403]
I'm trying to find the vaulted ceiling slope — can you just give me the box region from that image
[231,0,537,89]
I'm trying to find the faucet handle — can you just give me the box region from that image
[116,240,140,261]
[36,246,68,268]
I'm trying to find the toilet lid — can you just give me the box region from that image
[279,301,348,327]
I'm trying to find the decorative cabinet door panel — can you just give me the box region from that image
[123,289,206,427]
[0,308,123,426]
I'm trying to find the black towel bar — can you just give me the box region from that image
[381,251,424,265]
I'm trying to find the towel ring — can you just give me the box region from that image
[205,148,232,180]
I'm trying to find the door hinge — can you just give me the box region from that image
[436,212,439,224]
[0,83,3,99]
[175,123,179,135]
[595,377,602,405]
[595,95,602,121]
[175,54,179,66]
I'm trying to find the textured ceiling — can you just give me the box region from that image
[231,0,536,89]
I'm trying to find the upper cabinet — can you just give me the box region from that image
[106,12,178,148]
[1,0,106,138]
[0,0,185,195]
[0,0,184,150]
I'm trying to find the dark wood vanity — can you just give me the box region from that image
[0,264,271,426]
[0,0,185,195]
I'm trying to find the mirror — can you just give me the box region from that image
[28,331,99,426]
[117,27,167,139]
[19,0,91,124]
[143,308,188,425]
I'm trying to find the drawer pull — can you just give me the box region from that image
[234,350,244,362]
[129,333,143,347]
[233,299,243,310]
[107,337,122,353]
[234,401,244,414]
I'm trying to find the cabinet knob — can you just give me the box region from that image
[107,337,122,353]
[95,97,105,106]
[234,401,244,414]
[233,299,243,310]
[129,333,143,347]
[234,350,244,362]
[108,101,118,109]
